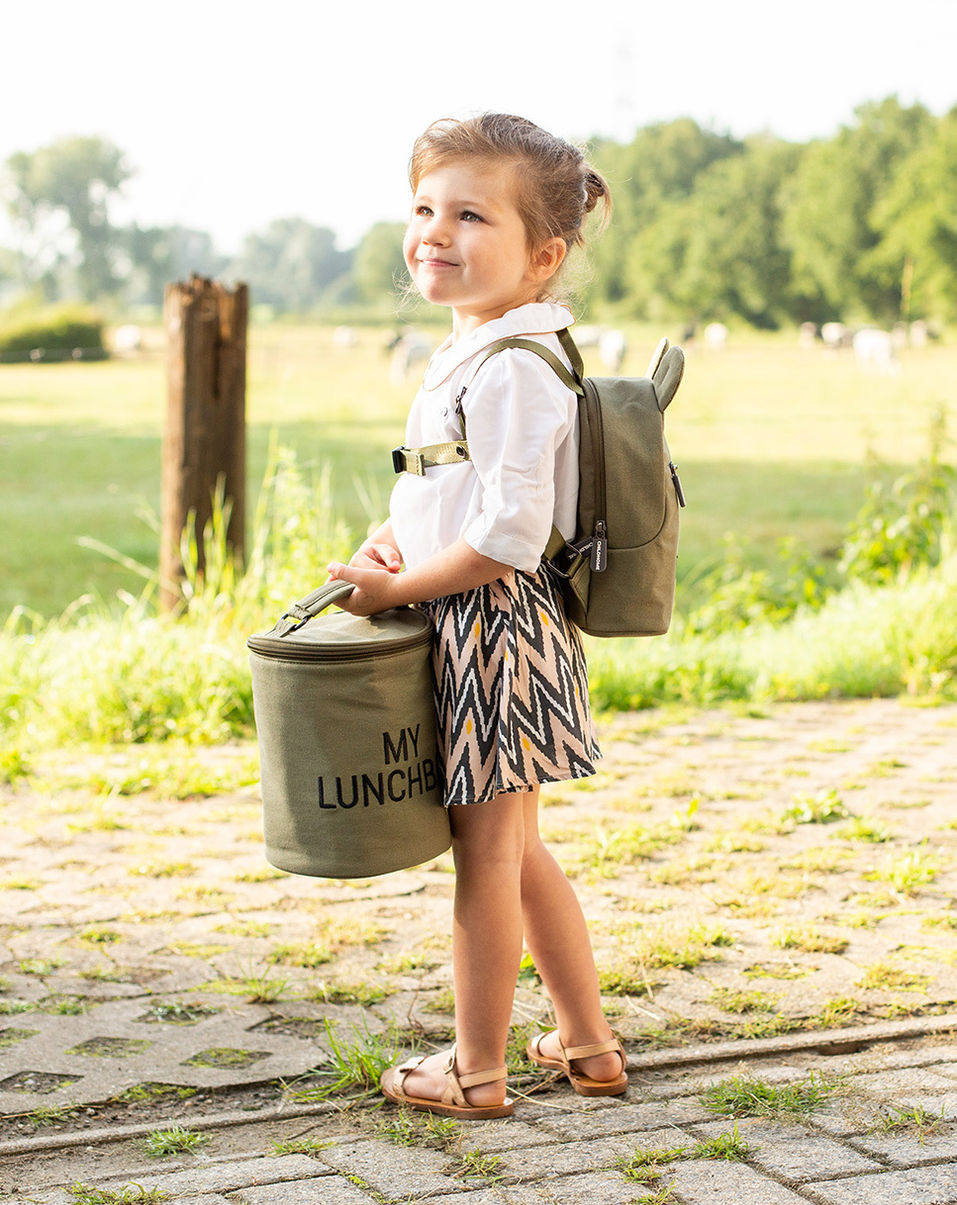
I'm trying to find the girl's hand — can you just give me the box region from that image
[351,543,402,573]
[326,562,405,616]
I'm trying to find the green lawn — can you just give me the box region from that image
[2,322,954,619]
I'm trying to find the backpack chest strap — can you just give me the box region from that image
[392,333,583,477]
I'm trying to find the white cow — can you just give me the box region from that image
[853,327,899,373]
[387,330,433,385]
[703,322,728,350]
[597,328,627,373]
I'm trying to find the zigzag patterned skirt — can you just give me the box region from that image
[421,567,600,807]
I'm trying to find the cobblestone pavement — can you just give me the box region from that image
[2,699,957,1202]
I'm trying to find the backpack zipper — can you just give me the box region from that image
[587,381,609,572]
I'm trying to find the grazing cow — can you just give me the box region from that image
[853,327,899,373]
[597,328,627,373]
[821,322,851,351]
[703,322,728,350]
[113,324,142,354]
[386,329,433,385]
[333,326,358,349]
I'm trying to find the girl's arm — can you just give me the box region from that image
[327,538,509,616]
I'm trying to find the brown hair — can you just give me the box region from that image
[408,113,611,261]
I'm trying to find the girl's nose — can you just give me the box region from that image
[423,216,450,245]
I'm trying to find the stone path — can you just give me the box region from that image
[2,698,957,1201]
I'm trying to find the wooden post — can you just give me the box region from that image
[160,275,248,611]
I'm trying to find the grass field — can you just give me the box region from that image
[2,322,955,620]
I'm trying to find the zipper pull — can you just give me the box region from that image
[590,520,608,572]
[670,462,686,508]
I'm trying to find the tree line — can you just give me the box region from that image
[1,95,954,327]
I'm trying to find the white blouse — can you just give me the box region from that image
[389,302,580,573]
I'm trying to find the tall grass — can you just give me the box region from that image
[1,441,956,766]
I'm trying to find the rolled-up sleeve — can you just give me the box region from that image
[460,349,576,571]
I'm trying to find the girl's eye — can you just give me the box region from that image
[414,204,433,218]
[461,210,483,223]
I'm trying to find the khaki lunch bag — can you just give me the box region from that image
[393,328,686,638]
[247,581,451,878]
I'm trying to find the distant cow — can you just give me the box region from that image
[703,322,728,350]
[597,328,627,373]
[386,330,433,385]
[821,322,851,350]
[853,327,899,373]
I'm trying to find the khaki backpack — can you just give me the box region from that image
[392,327,685,638]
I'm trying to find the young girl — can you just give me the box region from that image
[326,113,626,1119]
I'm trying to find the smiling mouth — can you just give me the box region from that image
[419,257,458,267]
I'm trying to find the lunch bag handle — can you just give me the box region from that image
[269,580,356,638]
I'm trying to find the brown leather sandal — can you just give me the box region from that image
[380,1043,514,1119]
[526,1031,628,1097]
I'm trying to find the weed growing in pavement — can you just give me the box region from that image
[114,1084,197,1104]
[864,848,940,895]
[140,1125,210,1157]
[701,1072,839,1118]
[856,962,933,992]
[837,816,894,843]
[375,1109,460,1151]
[285,1018,402,1102]
[707,987,779,1014]
[0,999,33,1014]
[458,1149,505,1182]
[67,1184,169,1203]
[773,927,849,955]
[307,980,389,1007]
[270,1134,336,1155]
[618,1126,750,1199]
[781,788,852,825]
[812,997,867,1027]
[24,1103,83,1127]
[871,1103,946,1141]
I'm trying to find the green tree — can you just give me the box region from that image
[871,108,957,322]
[123,224,226,307]
[4,136,132,300]
[228,218,352,313]
[353,221,407,304]
[668,137,802,327]
[590,119,743,308]
[780,97,936,322]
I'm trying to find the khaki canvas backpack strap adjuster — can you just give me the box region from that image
[392,440,470,476]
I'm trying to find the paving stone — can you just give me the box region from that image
[463,1119,560,1151]
[95,1154,323,1196]
[423,1175,654,1204]
[494,1134,637,1179]
[848,1121,957,1167]
[693,1117,882,1181]
[806,1163,957,1205]
[319,1137,461,1198]
[536,1098,711,1140]
[235,1177,376,1204]
[663,1158,811,1203]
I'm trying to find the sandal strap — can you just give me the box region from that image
[562,1037,623,1062]
[442,1044,507,1105]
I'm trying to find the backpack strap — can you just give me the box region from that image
[392,330,584,475]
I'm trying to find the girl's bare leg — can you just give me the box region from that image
[520,787,622,1083]
[396,788,526,1108]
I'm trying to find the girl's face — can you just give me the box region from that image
[404,160,563,337]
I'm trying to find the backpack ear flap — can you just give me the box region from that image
[653,347,685,413]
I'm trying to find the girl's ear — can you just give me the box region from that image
[529,236,567,283]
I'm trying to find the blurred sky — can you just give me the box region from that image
[3,0,956,252]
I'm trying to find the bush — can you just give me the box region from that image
[839,406,956,584]
[0,303,107,360]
